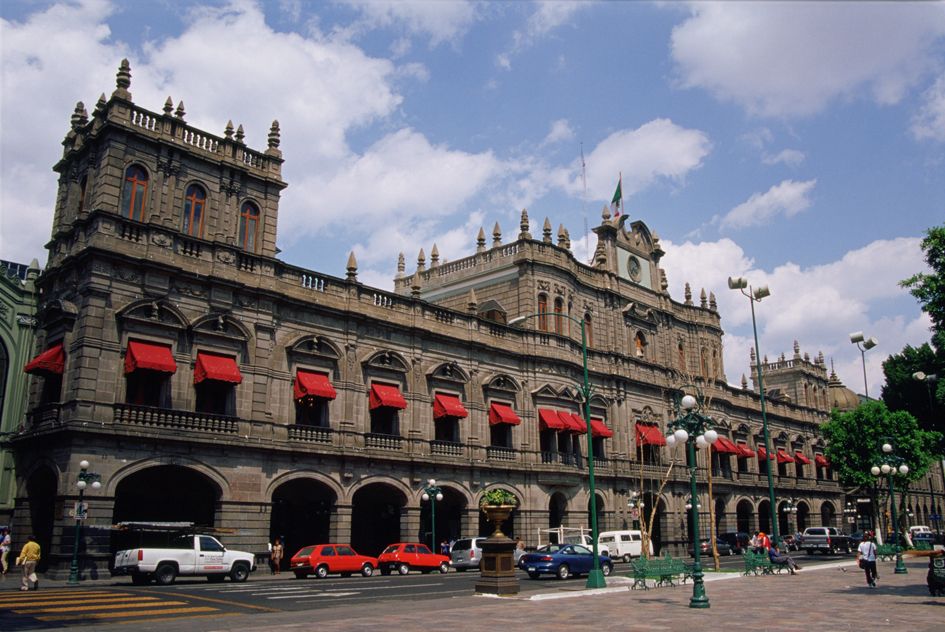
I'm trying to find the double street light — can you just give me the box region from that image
[665,388,718,609]
[67,459,102,586]
[509,311,606,589]
[421,479,443,553]
[728,276,779,543]
[849,332,879,398]
[870,440,909,575]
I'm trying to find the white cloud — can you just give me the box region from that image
[912,73,945,142]
[717,179,816,231]
[660,235,929,397]
[542,118,574,146]
[670,2,945,117]
[342,0,478,47]
[579,119,712,200]
[762,149,805,167]
[499,0,592,70]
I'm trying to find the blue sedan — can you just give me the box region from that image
[520,544,614,579]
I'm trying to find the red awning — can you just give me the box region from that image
[24,343,65,375]
[489,402,521,426]
[194,352,242,384]
[433,393,468,419]
[793,451,811,465]
[539,408,567,430]
[590,419,614,438]
[369,383,407,410]
[125,340,177,375]
[757,446,776,461]
[636,423,666,446]
[712,436,741,455]
[294,370,337,400]
[815,454,829,467]
[565,412,587,433]
[735,442,755,458]
[776,449,796,464]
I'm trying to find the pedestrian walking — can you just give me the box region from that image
[856,531,878,588]
[270,537,283,575]
[16,534,41,591]
[0,527,11,576]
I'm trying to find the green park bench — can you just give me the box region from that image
[742,550,790,575]
[630,553,689,589]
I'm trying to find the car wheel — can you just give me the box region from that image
[527,571,540,579]
[131,572,150,586]
[439,562,450,574]
[556,564,570,580]
[361,564,374,577]
[623,554,632,564]
[601,563,613,576]
[397,563,410,575]
[230,563,250,583]
[294,571,307,579]
[315,565,329,579]
[154,564,177,586]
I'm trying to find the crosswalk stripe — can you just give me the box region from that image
[37,606,218,622]
[17,600,193,614]
[3,590,125,600]
[9,596,162,608]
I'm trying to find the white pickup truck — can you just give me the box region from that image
[113,533,255,585]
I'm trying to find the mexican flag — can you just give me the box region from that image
[611,176,622,217]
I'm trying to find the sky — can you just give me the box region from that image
[2,0,944,399]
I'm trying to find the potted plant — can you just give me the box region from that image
[480,489,518,538]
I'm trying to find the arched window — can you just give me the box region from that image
[712,349,718,378]
[537,294,548,331]
[120,165,149,220]
[678,342,686,372]
[78,176,88,213]
[584,313,593,348]
[634,332,647,358]
[238,201,260,252]
[553,297,564,334]
[701,348,709,378]
[182,184,207,238]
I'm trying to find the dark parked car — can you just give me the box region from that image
[689,538,733,557]
[520,543,614,579]
[718,531,750,554]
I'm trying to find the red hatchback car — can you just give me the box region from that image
[377,543,450,575]
[290,544,378,579]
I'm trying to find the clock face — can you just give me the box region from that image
[627,255,641,282]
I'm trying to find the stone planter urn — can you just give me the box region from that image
[481,504,515,538]
[475,502,520,596]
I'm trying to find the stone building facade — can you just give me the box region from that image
[9,62,943,578]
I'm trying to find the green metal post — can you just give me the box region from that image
[749,290,779,544]
[66,486,84,586]
[888,473,907,574]
[687,435,709,608]
[581,319,606,589]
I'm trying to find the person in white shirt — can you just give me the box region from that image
[0,527,11,575]
[856,532,878,587]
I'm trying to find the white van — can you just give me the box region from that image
[598,530,652,562]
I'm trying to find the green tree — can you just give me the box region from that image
[901,224,945,345]
[881,342,945,443]
[821,400,942,489]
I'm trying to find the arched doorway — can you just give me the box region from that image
[478,489,518,538]
[113,465,219,525]
[549,492,567,528]
[821,502,836,527]
[642,493,666,555]
[796,501,810,532]
[777,501,791,538]
[758,500,771,535]
[270,479,336,570]
[26,467,57,572]
[351,483,406,557]
[418,486,465,550]
[714,498,727,535]
[587,493,605,532]
[736,499,753,534]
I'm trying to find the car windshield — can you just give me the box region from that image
[382,545,399,554]
[294,546,316,557]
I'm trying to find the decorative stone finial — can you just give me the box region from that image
[224,120,234,139]
[563,228,571,249]
[430,244,440,267]
[793,340,801,357]
[492,222,502,247]
[542,217,552,243]
[594,241,607,267]
[113,59,132,99]
[557,224,567,247]
[417,248,426,272]
[175,100,186,120]
[709,292,717,311]
[396,252,405,278]
[235,124,245,143]
[780,352,786,362]
[684,283,692,305]
[741,374,748,389]
[700,288,707,308]
[71,102,88,130]
[519,209,531,240]
[93,93,107,117]
[476,227,486,253]
[346,251,358,281]
[660,269,669,293]
[764,354,769,364]
[750,347,756,363]
[268,120,281,149]
[164,97,174,115]
[804,352,810,362]
[817,351,825,365]
[601,204,611,221]
[467,288,478,314]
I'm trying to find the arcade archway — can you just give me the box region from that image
[549,492,567,528]
[758,500,771,535]
[736,499,754,534]
[351,483,406,557]
[25,467,57,572]
[418,486,465,549]
[270,478,336,569]
[113,465,219,526]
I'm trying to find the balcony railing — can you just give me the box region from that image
[114,404,238,433]
[365,433,402,451]
[486,446,517,461]
[288,425,333,444]
[430,440,464,457]
[28,403,61,427]
[540,451,583,468]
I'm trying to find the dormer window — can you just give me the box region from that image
[183,184,207,238]
[120,165,149,220]
[238,201,260,252]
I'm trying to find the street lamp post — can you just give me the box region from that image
[843,501,858,529]
[728,276,779,544]
[509,312,606,589]
[849,332,878,398]
[67,459,102,586]
[782,498,798,539]
[421,479,443,553]
[665,388,718,609]
[870,440,909,575]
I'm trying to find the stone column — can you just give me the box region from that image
[331,504,353,543]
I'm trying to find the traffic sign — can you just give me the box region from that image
[69,501,88,520]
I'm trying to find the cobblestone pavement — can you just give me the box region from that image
[232,558,943,632]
